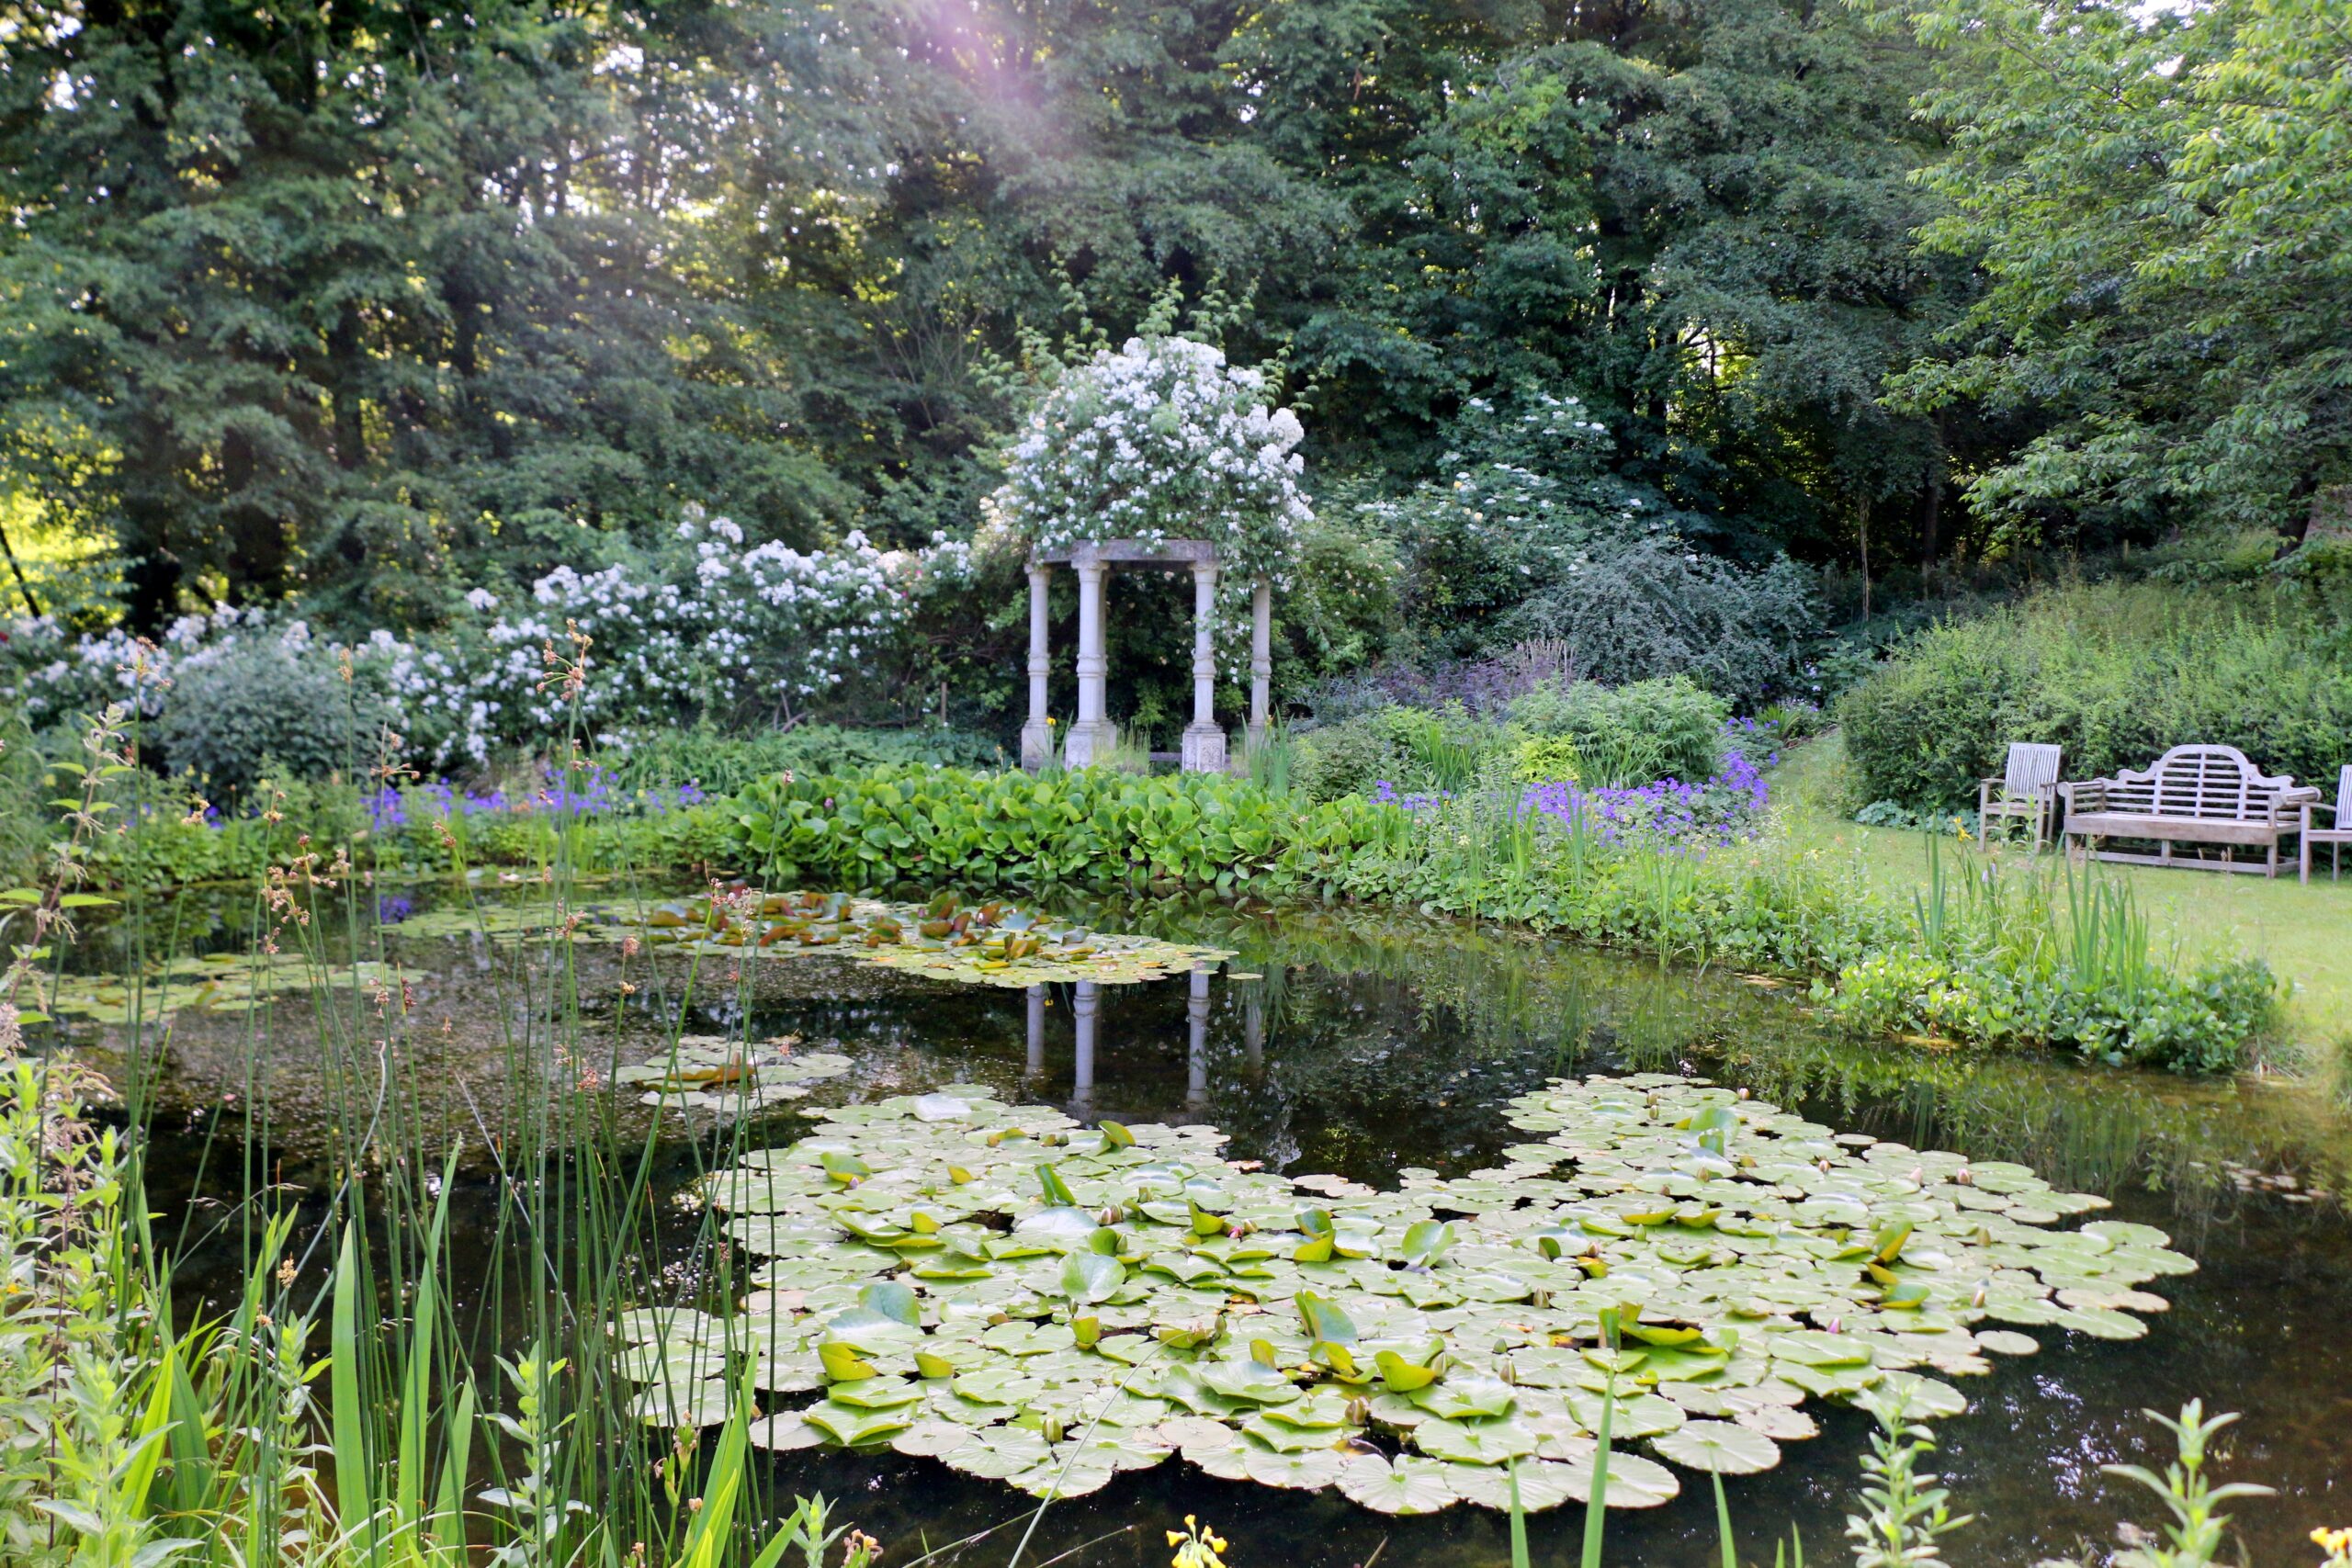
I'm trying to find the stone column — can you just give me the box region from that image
[1064,556,1113,768]
[1024,984,1046,1078]
[1019,563,1052,771]
[1186,965,1213,1111]
[1248,575,1272,750]
[1181,557,1227,773]
[1070,980,1098,1112]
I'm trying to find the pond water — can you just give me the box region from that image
[113,884,2351,1567]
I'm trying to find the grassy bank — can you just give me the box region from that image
[725,763,2277,1074]
[1774,734,2349,1066]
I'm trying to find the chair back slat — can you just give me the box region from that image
[2337,765,2352,814]
[2003,743,2062,798]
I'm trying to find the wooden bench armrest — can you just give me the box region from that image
[2301,797,2338,829]
[2060,779,2109,812]
[2272,786,2322,827]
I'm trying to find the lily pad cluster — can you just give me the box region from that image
[45,953,423,1024]
[630,889,1232,988]
[615,1075,2190,1514]
[389,888,1228,988]
[613,1036,852,1113]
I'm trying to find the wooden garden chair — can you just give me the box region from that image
[2301,765,2352,885]
[1977,742,2063,850]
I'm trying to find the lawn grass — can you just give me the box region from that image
[1770,734,2352,1057]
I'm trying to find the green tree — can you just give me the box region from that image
[1871,0,2352,547]
[0,0,844,629]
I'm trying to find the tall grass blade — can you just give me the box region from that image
[331,1220,379,1567]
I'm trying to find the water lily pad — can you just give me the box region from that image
[1558,1450,1682,1508]
[1337,1453,1458,1515]
[1650,1421,1781,1474]
[1242,1445,1348,1490]
[1413,1416,1538,1465]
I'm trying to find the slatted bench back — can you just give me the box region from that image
[2098,745,2301,822]
[2002,743,2064,800]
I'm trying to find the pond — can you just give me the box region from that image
[107,883,2351,1567]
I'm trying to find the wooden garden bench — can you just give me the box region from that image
[1977,742,2063,849]
[2059,744,2319,877]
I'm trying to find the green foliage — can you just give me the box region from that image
[1499,537,1818,705]
[1872,0,2352,545]
[154,643,364,798]
[729,766,1386,896]
[600,726,1002,796]
[1290,708,1513,805]
[1838,582,2352,809]
[0,0,851,628]
[0,0,1976,637]
[719,761,2272,1071]
[1844,1394,1970,1568]
[2095,1404,2275,1568]
[1508,677,1729,786]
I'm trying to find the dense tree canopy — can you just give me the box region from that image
[1871,0,2352,547]
[1,0,2342,649]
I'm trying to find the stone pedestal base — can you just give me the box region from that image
[1181,723,1227,774]
[1061,720,1116,770]
[1020,720,1055,772]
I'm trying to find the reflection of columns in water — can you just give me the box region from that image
[1025,984,1046,1077]
[1244,987,1266,1075]
[1186,966,1211,1111]
[1070,980,1098,1111]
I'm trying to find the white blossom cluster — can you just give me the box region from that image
[983,336,1312,671]
[4,510,972,769]
[1351,390,1664,579]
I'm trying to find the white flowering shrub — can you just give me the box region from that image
[984,335,1312,664]
[1352,389,1688,660]
[4,510,974,771]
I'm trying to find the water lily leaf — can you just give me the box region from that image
[1098,1121,1136,1149]
[1770,1331,1873,1369]
[1297,1291,1358,1348]
[818,1343,877,1382]
[889,1419,975,1458]
[1398,1220,1456,1267]
[1860,1372,1969,1421]
[1012,1207,1099,1246]
[1650,1421,1781,1474]
[1037,1163,1079,1207]
[1338,1454,1457,1515]
[860,1280,922,1327]
[1242,1445,1348,1491]
[1414,1416,1538,1465]
[1447,1459,1579,1512]
[1197,1359,1301,1404]
[1559,1450,1682,1508]
[629,1378,736,1427]
[820,1151,871,1184]
[828,1376,922,1411]
[800,1399,913,1447]
[746,1412,826,1450]
[1059,1252,1126,1303]
[1409,1376,1515,1420]
[1375,1348,1446,1393]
